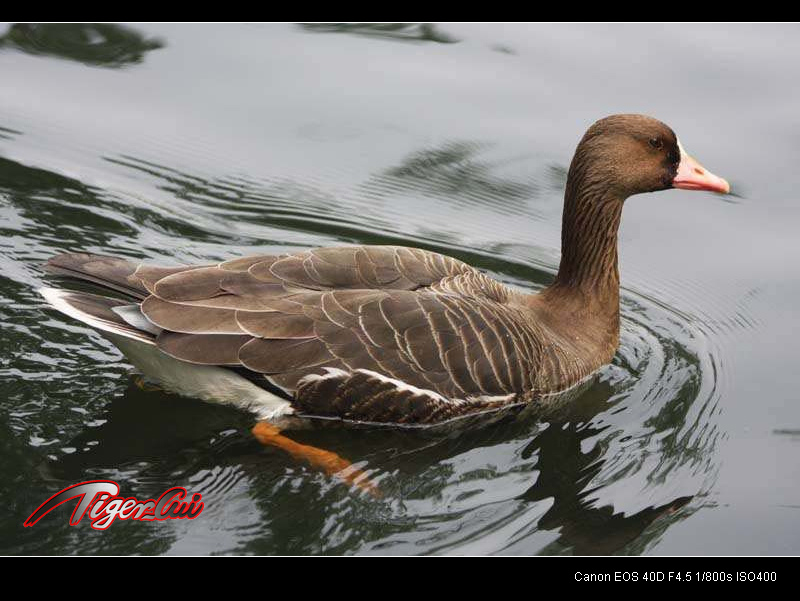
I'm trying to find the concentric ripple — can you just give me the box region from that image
[221,283,720,555]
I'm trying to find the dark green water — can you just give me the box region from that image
[1,23,798,555]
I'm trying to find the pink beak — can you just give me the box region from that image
[672,141,730,194]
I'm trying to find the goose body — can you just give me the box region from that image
[40,115,729,425]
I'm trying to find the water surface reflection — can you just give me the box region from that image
[299,23,458,45]
[0,23,164,68]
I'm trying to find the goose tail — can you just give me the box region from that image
[38,286,294,419]
[38,287,155,343]
[44,253,147,299]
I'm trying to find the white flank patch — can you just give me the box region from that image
[355,369,452,403]
[298,367,350,385]
[466,393,516,404]
[299,367,516,407]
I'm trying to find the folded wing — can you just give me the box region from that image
[48,246,542,423]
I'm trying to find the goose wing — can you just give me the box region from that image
[50,246,543,423]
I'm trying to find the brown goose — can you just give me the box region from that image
[40,115,729,429]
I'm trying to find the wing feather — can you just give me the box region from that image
[236,311,316,339]
[70,245,541,422]
[157,332,250,365]
[153,266,227,301]
[141,296,244,334]
[238,337,334,373]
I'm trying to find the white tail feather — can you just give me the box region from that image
[39,287,152,343]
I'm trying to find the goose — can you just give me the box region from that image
[40,115,728,485]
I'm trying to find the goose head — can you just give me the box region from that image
[552,114,729,296]
[568,114,729,198]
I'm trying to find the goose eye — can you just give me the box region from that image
[649,137,663,149]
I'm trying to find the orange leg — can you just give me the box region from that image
[133,375,163,392]
[251,421,381,498]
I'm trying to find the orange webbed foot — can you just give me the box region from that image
[251,421,381,498]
